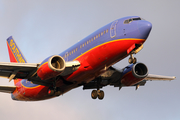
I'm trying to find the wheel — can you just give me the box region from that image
[128,57,137,64]
[132,57,137,64]
[128,58,133,64]
[55,87,61,96]
[91,90,98,99]
[48,88,55,96]
[98,90,104,100]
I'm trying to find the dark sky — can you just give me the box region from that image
[0,1,179,120]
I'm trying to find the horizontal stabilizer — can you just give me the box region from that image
[0,86,16,93]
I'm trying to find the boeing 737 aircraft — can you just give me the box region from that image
[0,16,176,101]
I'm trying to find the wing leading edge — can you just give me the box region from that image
[145,74,176,81]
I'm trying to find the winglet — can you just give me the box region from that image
[6,36,27,63]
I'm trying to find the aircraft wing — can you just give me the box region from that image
[83,66,175,90]
[145,74,176,80]
[0,86,16,93]
[0,62,39,81]
[0,61,80,82]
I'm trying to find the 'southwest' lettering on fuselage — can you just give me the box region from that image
[9,39,25,63]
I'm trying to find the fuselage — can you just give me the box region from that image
[12,16,152,101]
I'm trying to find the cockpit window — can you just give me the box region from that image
[124,17,142,24]
[132,18,141,21]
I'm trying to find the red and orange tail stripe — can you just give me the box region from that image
[6,36,28,85]
[6,36,27,63]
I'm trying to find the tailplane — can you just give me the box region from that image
[6,36,27,63]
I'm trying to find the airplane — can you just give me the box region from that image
[0,16,176,101]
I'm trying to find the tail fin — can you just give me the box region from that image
[6,36,27,85]
[6,36,27,63]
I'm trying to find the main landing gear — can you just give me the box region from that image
[47,78,61,96]
[48,87,61,96]
[91,90,104,100]
[128,53,137,64]
[91,77,105,100]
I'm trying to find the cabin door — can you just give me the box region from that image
[110,20,118,38]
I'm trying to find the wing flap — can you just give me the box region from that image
[0,86,16,93]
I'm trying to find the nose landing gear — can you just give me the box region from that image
[128,53,137,64]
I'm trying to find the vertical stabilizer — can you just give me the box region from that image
[6,36,27,63]
[6,36,27,84]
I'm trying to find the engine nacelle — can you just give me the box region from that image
[121,63,148,86]
[37,55,65,80]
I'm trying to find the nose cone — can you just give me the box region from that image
[138,21,152,39]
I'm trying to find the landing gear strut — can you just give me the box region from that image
[47,77,61,96]
[128,53,137,64]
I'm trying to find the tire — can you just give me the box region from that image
[55,87,61,96]
[91,90,98,99]
[48,89,54,96]
[133,58,137,64]
[128,58,133,64]
[98,90,104,100]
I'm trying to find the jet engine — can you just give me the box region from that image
[121,63,148,86]
[37,55,65,80]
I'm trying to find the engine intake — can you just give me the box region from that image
[121,63,148,86]
[132,63,148,78]
[48,56,65,72]
[37,55,65,80]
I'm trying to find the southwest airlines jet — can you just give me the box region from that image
[0,16,176,101]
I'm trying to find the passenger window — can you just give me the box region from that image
[94,37,96,40]
[99,34,100,37]
[106,29,108,33]
[83,44,84,47]
[92,38,93,42]
[96,35,98,38]
[101,32,103,36]
[87,41,88,44]
[104,31,106,34]
[76,48,77,51]
[85,42,86,46]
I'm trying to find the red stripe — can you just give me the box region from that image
[7,41,17,63]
